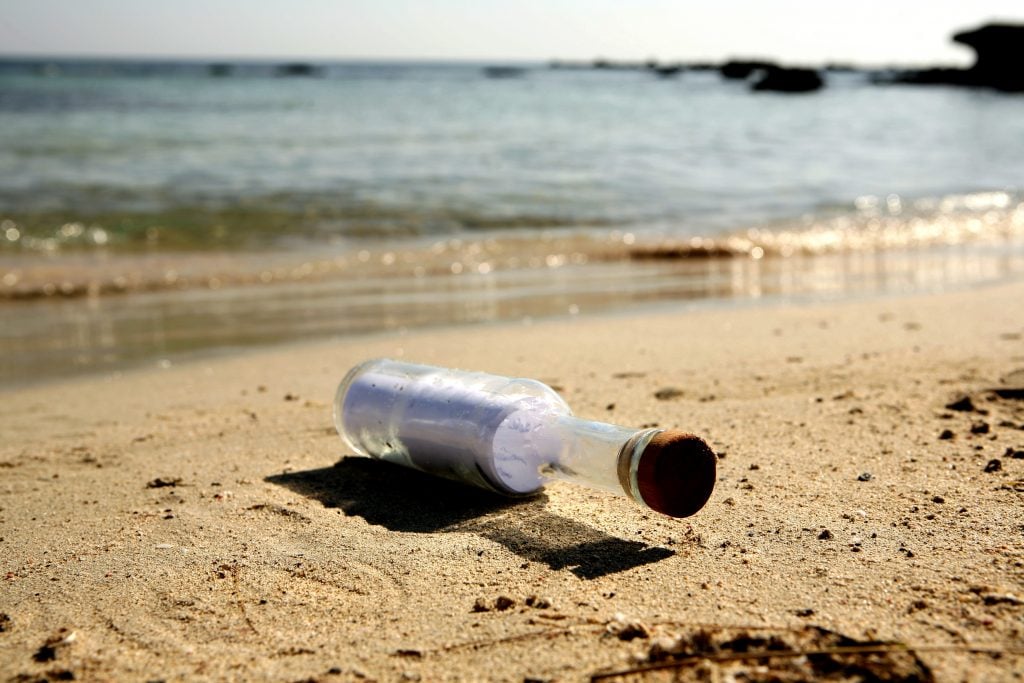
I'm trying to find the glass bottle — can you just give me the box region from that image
[334,358,716,518]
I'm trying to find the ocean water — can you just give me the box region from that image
[1,59,1024,383]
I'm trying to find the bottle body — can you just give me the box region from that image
[334,359,717,517]
[335,358,574,494]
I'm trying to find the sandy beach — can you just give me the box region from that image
[2,280,1023,682]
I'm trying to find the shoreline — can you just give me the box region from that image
[4,238,1024,388]
[1,279,1023,680]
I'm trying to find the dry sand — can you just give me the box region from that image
[1,281,1023,682]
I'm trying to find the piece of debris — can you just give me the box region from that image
[146,477,182,489]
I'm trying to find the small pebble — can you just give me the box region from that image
[653,387,684,401]
[938,429,954,440]
[984,459,1002,473]
[494,596,516,611]
[525,595,552,609]
[970,422,990,435]
[932,495,945,504]
[857,472,873,482]
[818,529,833,540]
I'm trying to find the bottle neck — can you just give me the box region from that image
[536,415,658,498]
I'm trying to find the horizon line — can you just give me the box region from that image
[0,51,972,70]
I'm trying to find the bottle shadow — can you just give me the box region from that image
[266,457,675,580]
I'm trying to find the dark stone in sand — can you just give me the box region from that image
[751,67,824,93]
[32,644,56,663]
[970,421,990,435]
[938,429,955,440]
[653,387,684,400]
[1006,448,1024,459]
[817,529,833,540]
[494,595,516,611]
[857,472,873,482]
[984,459,1002,473]
[525,595,552,609]
[931,495,945,504]
[990,388,1024,400]
[945,396,975,412]
[146,477,182,489]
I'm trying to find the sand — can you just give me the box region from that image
[1,281,1023,682]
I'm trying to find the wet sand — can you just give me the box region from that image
[5,240,1024,387]
[1,280,1023,681]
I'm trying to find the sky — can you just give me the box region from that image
[1,0,1022,66]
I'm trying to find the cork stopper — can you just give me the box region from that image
[634,430,717,518]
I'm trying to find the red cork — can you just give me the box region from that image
[635,431,717,518]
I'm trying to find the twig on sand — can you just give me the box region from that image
[589,643,1024,681]
[438,626,587,654]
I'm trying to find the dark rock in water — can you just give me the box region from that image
[876,23,1024,92]
[651,64,683,78]
[276,63,321,77]
[483,66,527,79]
[824,62,859,73]
[751,67,824,93]
[954,24,1024,92]
[208,63,233,77]
[720,60,776,80]
[684,61,718,72]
